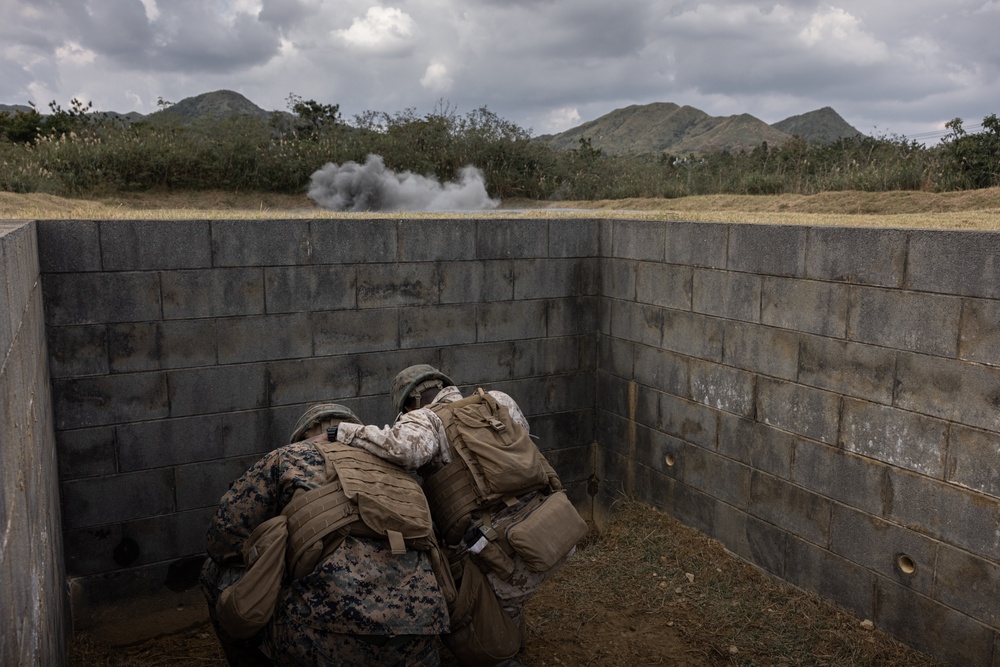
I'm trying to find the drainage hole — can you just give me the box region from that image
[896,553,916,575]
[665,453,676,467]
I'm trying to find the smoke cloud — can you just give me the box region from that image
[307,154,500,212]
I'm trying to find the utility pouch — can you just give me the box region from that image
[505,491,588,572]
[443,559,520,666]
[472,539,516,581]
[215,515,289,639]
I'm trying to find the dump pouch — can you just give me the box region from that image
[443,559,520,666]
[215,515,289,639]
[505,491,588,573]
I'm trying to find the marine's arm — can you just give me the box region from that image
[335,408,446,469]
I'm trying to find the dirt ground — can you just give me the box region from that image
[69,500,944,667]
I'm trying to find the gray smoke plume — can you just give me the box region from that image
[307,154,500,212]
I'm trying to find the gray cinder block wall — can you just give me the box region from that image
[1,221,67,666]
[38,217,599,621]
[14,216,1000,667]
[596,220,1000,667]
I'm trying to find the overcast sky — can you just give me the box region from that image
[3,0,998,143]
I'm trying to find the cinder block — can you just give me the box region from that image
[658,392,717,449]
[47,325,109,378]
[806,227,907,287]
[440,341,515,385]
[548,218,600,258]
[477,299,547,342]
[357,349,434,398]
[680,442,751,508]
[762,276,849,338]
[612,220,665,261]
[267,355,357,407]
[935,544,1000,627]
[116,414,225,471]
[529,409,595,453]
[514,258,598,299]
[692,268,761,322]
[162,268,264,319]
[895,352,1000,432]
[440,260,514,304]
[784,535,874,620]
[264,265,357,313]
[635,262,691,310]
[52,372,169,429]
[906,230,1000,298]
[512,336,582,378]
[312,219,397,264]
[547,296,598,337]
[876,577,995,667]
[540,443,592,483]
[0,246,11,356]
[398,219,474,261]
[599,296,611,336]
[222,408,283,457]
[503,372,594,415]
[798,334,895,404]
[168,364,267,416]
[717,413,795,479]
[400,303,477,349]
[632,424,681,476]
[599,335,633,379]
[728,224,808,277]
[36,219,102,273]
[672,482,716,536]
[43,272,162,325]
[54,427,116,480]
[635,344,689,397]
[948,424,1000,499]
[791,439,889,515]
[611,300,662,347]
[959,297,1000,367]
[357,263,439,308]
[713,503,787,577]
[60,469,176,528]
[216,313,311,364]
[100,220,212,270]
[887,467,1000,560]
[109,319,219,372]
[689,358,754,416]
[664,221,728,268]
[848,286,961,356]
[829,504,937,597]
[600,258,636,300]
[757,377,840,445]
[840,398,948,477]
[722,321,800,380]
[313,309,400,356]
[175,454,263,511]
[211,219,311,267]
[475,219,547,259]
[749,471,831,545]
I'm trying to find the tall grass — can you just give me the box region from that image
[0,106,995,201]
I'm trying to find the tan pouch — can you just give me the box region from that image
[443,560,520,666]
[216,515,288,639]
[505,491,588,572]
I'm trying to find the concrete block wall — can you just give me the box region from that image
[595,220,1000,667]
[38,217,599,613]
[1,221,67,666]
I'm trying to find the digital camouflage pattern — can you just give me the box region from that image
[335,386,556,636]
[201,440,449,666]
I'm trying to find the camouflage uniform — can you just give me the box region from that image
[335,385,562,632]
[201,440,449,667]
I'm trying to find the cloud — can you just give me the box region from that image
[336,6,416,56]
[420,61,453,93]
[797,7,888,65]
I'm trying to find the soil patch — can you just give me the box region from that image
[69,500,944,667]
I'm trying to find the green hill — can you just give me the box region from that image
[145,90,273,124]
[537,102,864,155]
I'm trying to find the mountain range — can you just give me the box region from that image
[2,90,863,156]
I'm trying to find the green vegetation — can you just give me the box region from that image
[0,94,997,201]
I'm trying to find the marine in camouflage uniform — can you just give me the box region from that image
[200,404,449,667]
[333,366,567,638]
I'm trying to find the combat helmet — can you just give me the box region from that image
[391,364,455,416]
[288,403,362,444]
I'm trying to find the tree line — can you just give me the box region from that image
[0,96,997,200]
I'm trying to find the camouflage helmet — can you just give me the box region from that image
[288,403,362,444]
[390,364,454,415]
